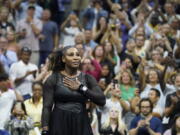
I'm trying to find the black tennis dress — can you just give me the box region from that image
[42,72,106,135]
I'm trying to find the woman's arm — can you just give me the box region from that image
[100,31,110,45]
[104,83,113,96]
[41,74,55,130]
[14,90,23,101]
[84,74,106,106]
[110,31,122,54]
[60,17,69,33]
[119,98,130,112]
[138,61,146,92]
[164,37,173,52]
[130,96,141,113]
[93,29,103,41]
[158,65,168,92]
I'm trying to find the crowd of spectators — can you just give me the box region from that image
[0,0,180,135]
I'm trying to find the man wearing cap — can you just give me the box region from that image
[16,5,42,65]
[9,47,38,100]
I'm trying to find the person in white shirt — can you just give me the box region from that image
[9,47,38,100]
[60,14,81,47]
[148,88,164,118]
[99,83,130,125]
[0,73,23,131]
[140,69,165,109]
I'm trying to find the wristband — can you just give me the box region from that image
[79,84,88,92]
[42,130,48,135]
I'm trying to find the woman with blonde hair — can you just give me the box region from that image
[117,69,138,101]
[99,107,127,135]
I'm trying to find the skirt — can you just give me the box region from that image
[49,102,93,135]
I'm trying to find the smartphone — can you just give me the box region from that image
[112,79,118,88]
[100,78,105,82]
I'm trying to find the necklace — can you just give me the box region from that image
[61,70,80,79]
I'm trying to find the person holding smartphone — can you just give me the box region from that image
[98,63,113,91]
[100,80,130,125]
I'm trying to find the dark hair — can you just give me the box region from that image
[92,45,105,61]
[101,62,110,71]
[139,98,153,113]
[0,73,9,82]
[150,88,161,97]
[0,61,6,75]
[96,16,108,31]
[171,113,180,135]
[11,101,27,116]
[100,62,113,84]
[104,41,115,58]
[51,46,75,72]
[32,81,43,89]
[28,4,35,10]
[122,55,134,65]
[93,0,103,6]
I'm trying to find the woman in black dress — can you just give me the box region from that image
[41,46,106,135]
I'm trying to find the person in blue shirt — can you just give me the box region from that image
[83,0,108,30]
[129,98,162,135]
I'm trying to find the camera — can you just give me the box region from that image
[113,79,118,84]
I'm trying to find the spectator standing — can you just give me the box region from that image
[0,7,15,36]
[24,82,43,135]
[99,107,127,135]
[48,0,71,25]
[84,29,98,49]
[60,13,81,47]
[148,88,164,118]
[16,5,42,65]
[163,113,180,135]
[9,47,38,100]
[83,0,108,30]
[13,0,43,20]
[102,83,130,125]
[39,9,59,65]
[82,57,102,81]
[5,101,34,135]
[0,36,11,73]
[0,73,23,131]
[164,74,180,127]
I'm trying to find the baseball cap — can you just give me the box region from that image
[28,4,35,10]
[21,47,32,54]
